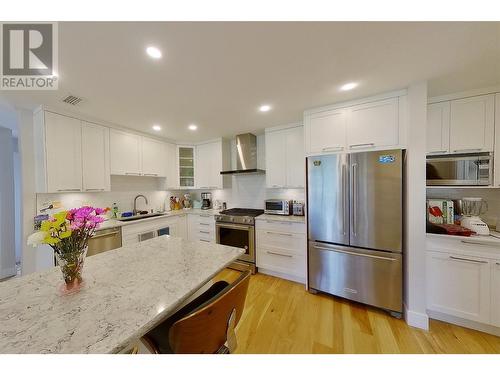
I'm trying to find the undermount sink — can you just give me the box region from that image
[117,213,165,222]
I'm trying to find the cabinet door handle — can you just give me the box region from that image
[85,188,104,191]
[199,223,211,226]
[452,148,482,153]
[272,184,283,188]
[267,251,293,258]
[200,214,211,218]
[427,150,448,154]
[125,172,142,176]
[349,143,375,149]
[200,239,211,243]
[322,146,344,152]
[199,230,210,234]
[199,186,209,189]
[143,173,158,177]
[57,188,80,192]
[265,220,292,225]
[449,256,488,264]
[266,231,292,236]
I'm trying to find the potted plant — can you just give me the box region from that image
[28,206,108,293]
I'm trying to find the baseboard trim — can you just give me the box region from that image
[0,267,17,281]
[428,310,500,337]
[257,268,305,285]
[404,305,429,330]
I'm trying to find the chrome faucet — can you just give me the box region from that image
[133,195,148,215]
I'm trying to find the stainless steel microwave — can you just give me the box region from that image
[264,199,292,215]
[426,153,492,186]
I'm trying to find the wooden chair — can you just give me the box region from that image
[141,270,251,354]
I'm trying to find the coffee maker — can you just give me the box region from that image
[201,192,212,210]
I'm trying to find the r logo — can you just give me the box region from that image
[2,23,53,75]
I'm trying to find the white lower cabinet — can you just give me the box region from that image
[492,261,500,327]
[188,213,215,243]
[256,219,306,283]
[121,215,187,246]
[427,251,491,324]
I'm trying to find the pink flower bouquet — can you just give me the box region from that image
[28,206,109,291]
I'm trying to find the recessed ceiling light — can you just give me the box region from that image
[188,124,198,131]
[340,82,358,91]
[152,125,161,131]
[146,46,162,59]
[259,105,272,112]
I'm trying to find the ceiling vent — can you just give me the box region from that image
[61,95,84,106]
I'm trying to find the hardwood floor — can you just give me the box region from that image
[215,269,500,354]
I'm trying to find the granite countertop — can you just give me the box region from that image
[0,236,243,353]
[256,214,306,223]
[99,208,220,230]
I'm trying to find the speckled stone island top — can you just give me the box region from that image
[0,236,243,353]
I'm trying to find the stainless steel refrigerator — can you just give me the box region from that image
[307,149,404,314]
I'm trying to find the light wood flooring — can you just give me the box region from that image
[215,269,500,354]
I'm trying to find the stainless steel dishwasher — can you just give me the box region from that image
[87,227,122,256]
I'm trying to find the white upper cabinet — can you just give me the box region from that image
[265,131,287,188]
[266,125,305,189]
[142,137,166,177]
[347,97,399,151]
[110,129,142,176]
[426,102,450,155]
[449,94,495,153]
[427,251,491,324]
[305,109,347,154]
[195,140,230,189]
[165,142,179,189]
[304,92,405,155]
[492,261,500,327]
[82,122,110,192]
[286,126,305,188]
[43,112,83,193]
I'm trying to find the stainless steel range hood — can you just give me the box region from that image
[220,133,265,175]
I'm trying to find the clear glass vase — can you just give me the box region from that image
[55,247,88,293]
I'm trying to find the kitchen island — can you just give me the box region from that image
[0,236,243,353]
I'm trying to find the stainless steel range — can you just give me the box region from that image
[215,208,264,273]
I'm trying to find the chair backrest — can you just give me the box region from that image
[168,270,251,354]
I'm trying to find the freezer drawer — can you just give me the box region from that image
[308,241,402,312]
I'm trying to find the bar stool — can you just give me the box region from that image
[141,270,251,354]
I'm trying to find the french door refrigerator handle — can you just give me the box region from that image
[341,163,346,235]
[351,162,358,237]
[312,244,396,261]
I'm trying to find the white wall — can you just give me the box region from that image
[0,127,16,279]
[16,109,46,276]
[404,82,429,330]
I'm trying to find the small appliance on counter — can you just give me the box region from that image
[264,199,292,215]
[460,197,490,235]
[292,201,305,216]
[201,192,212,210]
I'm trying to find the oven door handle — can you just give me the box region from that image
[216,223,252,231]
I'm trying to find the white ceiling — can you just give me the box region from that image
[1,22,499,142]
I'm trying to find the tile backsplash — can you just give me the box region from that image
[36,174,305,217]
[426,188,500,227]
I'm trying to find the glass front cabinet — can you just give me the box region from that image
[178,146,195,188]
